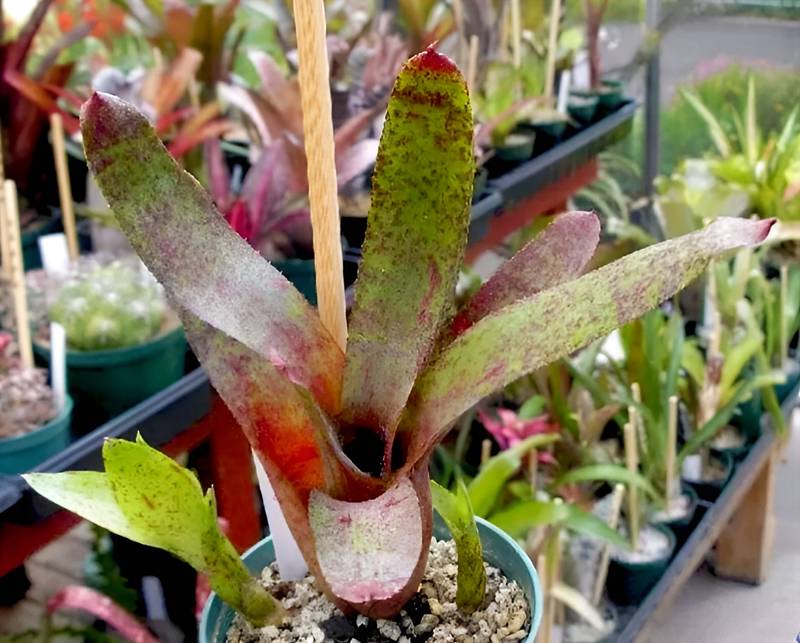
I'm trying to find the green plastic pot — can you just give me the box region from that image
[0,215,62,272]
[682,451,734,503]
[199,513,543,643]
[649,485,698,551]
[567,95,599,125]
[606,523,676,606]
[0,396,73,474]
[272,258,317,306]
[33,326,187,420]
[775,358,800,404]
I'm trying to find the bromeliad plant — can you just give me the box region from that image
[25,47,773,626]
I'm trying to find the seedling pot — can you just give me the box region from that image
[0,395,73,474]
[682,451,734,503]
[33,326,186,426]
[19,214,61,271]
[493,132,536,163]
[272,258,317,306]
[199,513,543,643]
[606,524,676,607]
[567,95,600,126]
[649,485,699,551]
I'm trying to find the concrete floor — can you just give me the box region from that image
[647,405,800,643]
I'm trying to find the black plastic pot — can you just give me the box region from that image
[568,95,599,126]
[493,132,536,162]
[649,485,699,551]
[775,358,800,404]
[682,451,734,503]
[606,524,676,606]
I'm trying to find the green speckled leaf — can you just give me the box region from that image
[342,48,474,443]
[403,217,775,458]
[430,479,486,613]
[81,93,343,414]
[25,438,280,625]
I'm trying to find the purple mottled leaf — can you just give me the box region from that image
[452,211,601,334]
[341,48,474,449]
[81,93,343,412]
[401,217,775,461]
[309,469,433,619]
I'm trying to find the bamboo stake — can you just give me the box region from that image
[49,114,80,261]
[0,117,8,280]
[481,438,492,465]
[294,0,347,352]
[544,0,562,102]
[466,35,479,96]
[623,421,639,551]
[781,264,788,371]
[666,395,678,519]
[511,0,522,69]
[592,484,625,606]
[631,382,647,455]
[536,552,551,643]
[3,181,33,369]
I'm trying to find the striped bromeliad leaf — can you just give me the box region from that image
[28,45,775,624]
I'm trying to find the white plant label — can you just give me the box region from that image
[50,322,67,413]
[38,233,71,275]
[253,450,308,580]
[557,70,572,114]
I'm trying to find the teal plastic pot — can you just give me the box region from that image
[273,258,317,306]
[0,396,73,474]
[775,358,800,404]
[567,95,599,125]
[22,215,62,271]
[34,326,187,419]
[199,513,543,643]
[493,132,536,162]
[606,524,676,606]
[649,485,698,551]
[682,451,734,503]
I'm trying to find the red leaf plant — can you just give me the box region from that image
[27,47,775,625]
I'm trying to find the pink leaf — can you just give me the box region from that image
[48,587,159,643]
[452,212,601,335]
[336,138,379,188]
[81,93,344,413]
[308,469,432,618]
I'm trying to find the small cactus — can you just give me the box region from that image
[0,365,56,438]
[50,263,165,351]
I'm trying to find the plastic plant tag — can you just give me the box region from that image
[557,70,571,114]
[38,233,70,274]
[50,322,67,413]
[253,450,308,581]
[682,454,702,481]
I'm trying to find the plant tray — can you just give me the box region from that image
[601,378,798,642]
[0,369,211,521]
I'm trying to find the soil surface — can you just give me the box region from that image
[227,539,531,643]
[710,425,745,451]
[651,492,693,524]
[610,524,672,564]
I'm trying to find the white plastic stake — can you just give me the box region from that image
[38,233,70,275]
[556,69,571,114]
[682,454,702,481]
[50,322,67,413]
[252,451,308,580]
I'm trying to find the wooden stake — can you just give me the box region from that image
[780,264,788,371]
[623,421,639,551]
[49,114,80,261]
[466,35,479,96]
[536,552,551,643]
[3,181,33,369]
[294,0,347,352]
[631,382,647,455]
[544,0,562,102]
[0,116,9,280]
[666,395,678,518]
[511,0,522,69]
[592,484,625,606]
[481,438,492,465]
